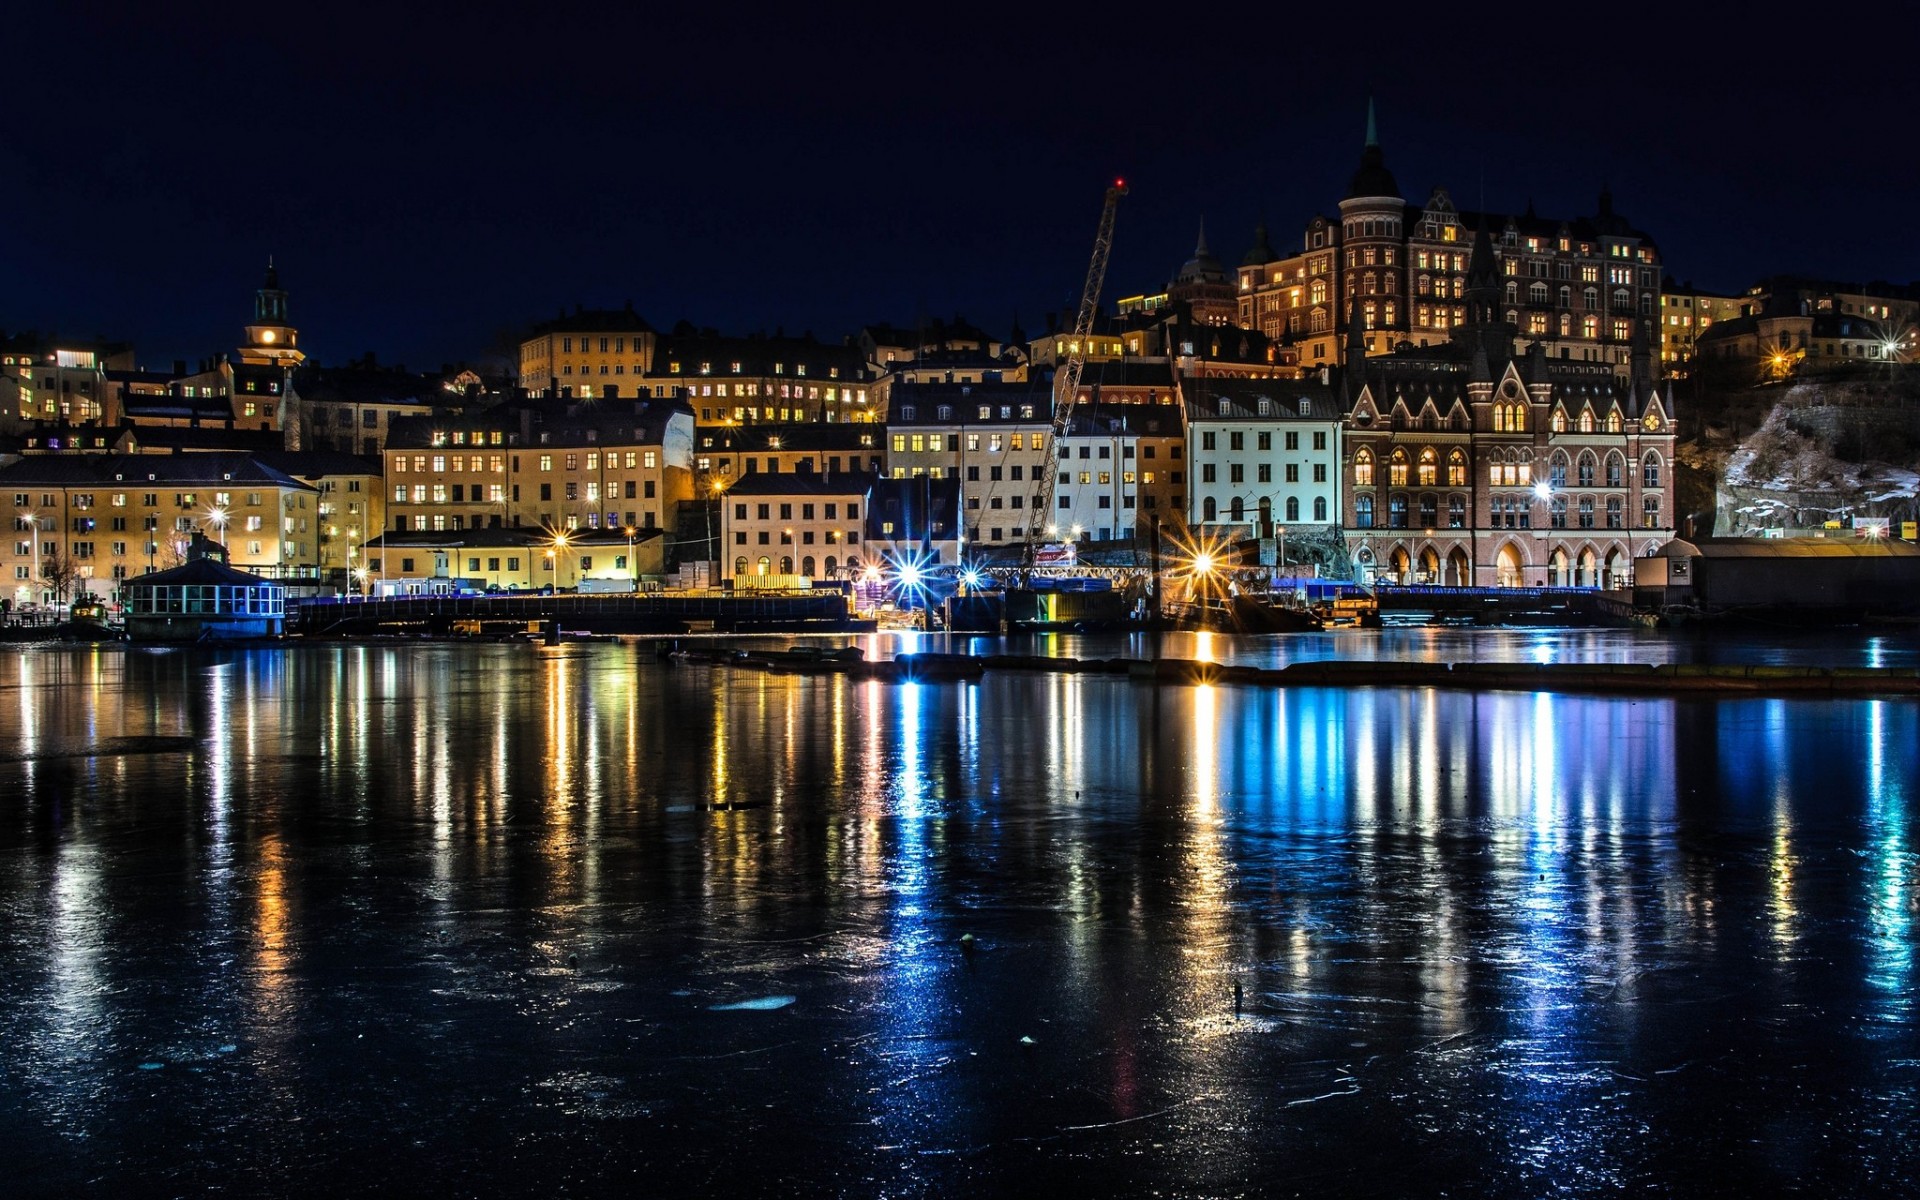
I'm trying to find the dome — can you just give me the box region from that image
[1174,219,1227,285]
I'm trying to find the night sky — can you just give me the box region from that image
[7,4,1917,373]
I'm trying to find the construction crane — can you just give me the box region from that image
[1025,178,1128,568]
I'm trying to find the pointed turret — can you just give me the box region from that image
[1346,295,1367,362]
[1241,220,1277,267]
[1344,98,1401,201]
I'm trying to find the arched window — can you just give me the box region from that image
[1577,452,1596,487]
[1418,447,1438,486]
[1282,496,1297,521]
[824,556,837,575]
[1355,494,1374,528]
[1447,449,1467,486]
[1389,493,1409,528]
[1448,494,1466,528]
[1418,494,1438,526]
[1550,452,1568,488]
[1353,448,1374,485]
[1606,410,1622,432]
[1643,452,1662,488]
[756,556,771,575]
[779,555,793,574]
[1313,496,1327,522]
[1389,450,1409,486]
[1578,410,1594,433]
[1551,408,1567,432]
[801,556,816,577]
[1202,496,1217,522]
[1550,496,1568,528]
[735,556,748,577]
[1606,496,1623,528]
[1606,453,1624,488]
[1578,496,1595,528]
[1529,282,1548,305]
[1229,496,1244,523]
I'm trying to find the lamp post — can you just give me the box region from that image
[1533,479,1555,586]
[624,525,637,592]
[209,507,228,549]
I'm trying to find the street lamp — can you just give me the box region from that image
[352,566,369,596]
[624,525,637,592]
[209,507,228,548]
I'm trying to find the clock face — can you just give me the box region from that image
[261,330,277,344]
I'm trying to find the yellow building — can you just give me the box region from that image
[363,527,666,594]
[0,453,318,605]
[381,401,696,540]
[1658,284,1747,374]
[517,305,658,396]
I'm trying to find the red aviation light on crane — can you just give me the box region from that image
[1114,177,1126,188]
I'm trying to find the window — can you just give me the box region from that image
[1417,448,1437,486]
[1388,451,1409,487]
[1643,453,1662,488]
[1642,496,1661,527]
[1388,494,1408,528]
[1353,449,1374,486]
[1550,496,1568,528]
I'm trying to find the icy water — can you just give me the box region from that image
[2,633,1919,1197]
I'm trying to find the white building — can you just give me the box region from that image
[1184,380,1343,539]
[884,381,1054,548]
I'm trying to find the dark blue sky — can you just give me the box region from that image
[5,3,1916,371]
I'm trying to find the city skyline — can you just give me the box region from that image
[6,6,1918,370]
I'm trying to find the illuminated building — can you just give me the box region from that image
[363,526,664,593]
[517,304,657,395]
[859,316,1026,383]
[1694,278,1920,373]
[1338,225,1676,587]
[2,334,133,425]
[382,399,694,537]
[258,451,386,586]
[884,381,1053,548]
[650,326,875,425]
[236,261,305,369]
[693,422,885,495]
[1236,103,1662,374]
[1657,283,1745,374]
[0,453,320,604]
[1183,379,1344,539]
[1163,221,1238,327]
[719,471,874,583]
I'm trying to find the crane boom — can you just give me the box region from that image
[1027,178,1127,565]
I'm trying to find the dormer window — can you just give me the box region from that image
[1257,399,1271,416]
[1298,399,1311,416]
[902,405,916,420]
[1217,399,1230,416]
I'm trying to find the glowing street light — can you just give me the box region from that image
[22,511,38,606]
[209,507,228,547]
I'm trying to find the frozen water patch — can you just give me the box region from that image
[707,995,796,1011]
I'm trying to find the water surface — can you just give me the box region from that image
[2,637,1917,1196]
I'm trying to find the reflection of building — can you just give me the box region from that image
[1183,378,1344,539]
[1236,103,1662,374]
[1338,226,1676,588]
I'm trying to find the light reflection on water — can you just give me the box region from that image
[0,639,1917,1195]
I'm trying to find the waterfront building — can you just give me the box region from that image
[718,471,872,583]
[1183,377,1344,540]
[1337,226,1676,587]
[124,534,285,641]
[865,474,964,570]
[1235,103,1661,375]
[1054,404,1187,543]
[363,526,666,594]
[0,452,320,604]
[883,381,1053,548]
[258,450,386,588]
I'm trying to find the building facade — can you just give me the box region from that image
[1184,379,1344,539]
[1236,104,1662,375]
[884,382,1054,548]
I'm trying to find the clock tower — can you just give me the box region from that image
[239,259,306,367]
